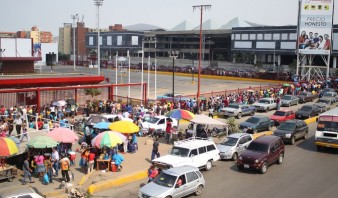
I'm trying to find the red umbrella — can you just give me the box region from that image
[47,128,79,143]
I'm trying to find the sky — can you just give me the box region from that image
[0,0,332,36]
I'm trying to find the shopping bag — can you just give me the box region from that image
[43,173,49,184]
[52,168,56,175]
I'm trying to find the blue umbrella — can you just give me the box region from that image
[93,122,110,129]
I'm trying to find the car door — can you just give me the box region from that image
[241,106,249,116]
[268,141,280,165]
[157,118,166,131]
[197,146,208,168]
[299,121,308,138]
[174,174,188,198]
[294,123,302,139]
[189,149,199,167]
[185,171,201,195]
[237,135,252,155]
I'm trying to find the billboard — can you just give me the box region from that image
[298,0,334,55]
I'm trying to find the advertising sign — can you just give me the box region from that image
[298,0,334,55]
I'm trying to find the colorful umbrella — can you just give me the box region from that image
[47,128,79,143]
[109,131,128,142]
[108,121,139,134]
[27,136,59,149]
[0,137,19,157]
[165,109,195,120]
[91,131,123,148]
[283,83,290,87]
[93,122,110,129]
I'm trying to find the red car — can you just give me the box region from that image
[269,109,295,126]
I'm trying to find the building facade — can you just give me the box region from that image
[58,23,72,55]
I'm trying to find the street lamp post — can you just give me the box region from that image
[94,0,103,76]
[141,39,144,104]
[154,37,157,99]
[193,4,211,114]
[168,51,179,105]
[71,14,78,71]
[128,50,131,98]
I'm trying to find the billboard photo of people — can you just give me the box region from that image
[298,0,333,55]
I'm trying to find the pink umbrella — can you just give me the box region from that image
[109,131,127,142]
[47,128,79,143]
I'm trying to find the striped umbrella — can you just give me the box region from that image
[165,109,195,120]
[0,137,19,157]
[91,131,123,148]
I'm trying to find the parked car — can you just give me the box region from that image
[314,98,333,112]
[321,91,338,103]
[273,119,308,145]
[217,133,253,160]
[157,93,182,100]
[236,135,285,174]
[142,116,178,131]
[138,165,205,198]
[269,109,295,126]
[252,98,277,112]
[239,116,274,138]
[219,103,255,119]
[296,91,316,103]
[152,137,220,171]
[295,105,321,119]
[0,187,44,198]
[280,95,299,107]
[319,88,335,98]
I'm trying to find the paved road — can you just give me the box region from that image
[93,121,338,198]
[40,65,273,100]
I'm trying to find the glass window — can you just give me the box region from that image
[206,144,216,151]
[235,34,241,40]
[231,34,235,40]
[198,147,206,154]
[257,34,263,40]
[289,33,297,40]
[250,34,256,40]
[281,33,288,40]
[273,33,280,40]
[190,149,198,157]
[186,171,199,183]
[158,119,165,124]
[153,172,177,187]
[89,37,94,45]
[170,147,190,157]
[264,34,272,40]
[242,34,249,40]
[196,171,202,178]
[107,36,112,45]
[117,35,122,45]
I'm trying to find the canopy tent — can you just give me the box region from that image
[190,114,227,126]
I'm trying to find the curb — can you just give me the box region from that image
[87,170,148,195]
[78,169,95,186]
[305,116,318,125]
[42,189,66,198]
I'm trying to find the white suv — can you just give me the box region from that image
[152,137,220,171]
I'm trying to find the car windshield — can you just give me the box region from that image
[278,122,296,131]
[220,137,238,146]
[323,93,333,97]
[247,142,269,153]
[153,172,177,188]
[300,106,312,111]
[147,117,159,124]
[282,95,291,100]
[323,88,332,92]
[299,92,308,96]
[246,117,260,124]
[170,147,190,157]
[258,99,270,104]
[317,116,338,132]
[227,104,239,109]
[317,99,330,104]
[273,111,286,116]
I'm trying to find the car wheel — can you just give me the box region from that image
[291,136,296,145]
[237,164,244,170]
[296,101,299,105]
[266,108,269,112]
[232,152,238,161]
[195,185,203,196]
[303,132,308,140]
[288,103,291,107]
[237,113,242,119]
[277,153,284,164]
[205,160,213,171]
[260,162,268,174]
[250,111,255,116]
[165,196,172,198]
[268,125,272,131]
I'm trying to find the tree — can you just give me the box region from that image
[226,117,240,134]
[58,53,70,61]
[84,88,101,98]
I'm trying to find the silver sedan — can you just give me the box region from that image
[281,95,299,107]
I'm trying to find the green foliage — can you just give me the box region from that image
[226,117,240,134]
[84,88,101,98]
[216,54,224,61]
[58,53,70,61]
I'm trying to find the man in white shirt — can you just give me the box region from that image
[51,148,60,176]
[14,116,23,137]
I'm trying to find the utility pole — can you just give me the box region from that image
[193,4,211,114]
[94,0,103,76]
